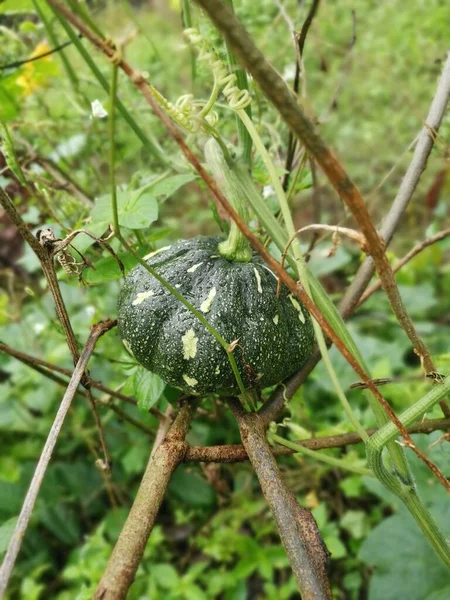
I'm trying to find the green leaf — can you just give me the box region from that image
[150,173,197,201]
[0,516,17,555]
[84,253,137,285]
[91,186,158,229]
[169,468,216,508]
[151,563,179,589]
[123,367,166,412]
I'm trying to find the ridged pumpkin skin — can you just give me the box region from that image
[117,236,314,396]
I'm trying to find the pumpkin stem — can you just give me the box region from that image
[205,138,252,262]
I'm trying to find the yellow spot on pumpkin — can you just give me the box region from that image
[182,328,198,360]
[182,374,198,388]
[143,245,171,260]
[200,287,217,313]
[132,290,154,306]
[187,262,203,273]
[253,268,263,293]
[289,294,306,323]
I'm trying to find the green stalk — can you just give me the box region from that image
[367,376,450,567]
[108,63,249,402]
[224,0,252,164]
[32,0,79,93]
[181,0,197,85]
[50,6,168,166]
[238,109,368,441]
[205,138,252,262]
[269,433,374,477]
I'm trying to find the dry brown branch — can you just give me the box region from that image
[359,228,450,305]
[0,188,113,462]
[0,320,115,597]
[282,0,320,191]
[46,0,450,490]
[227,398,332,599]
[184,417,450,463]
[93,401,194,600]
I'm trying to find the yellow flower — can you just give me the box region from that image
[15,41,54,96]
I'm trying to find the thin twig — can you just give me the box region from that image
[0,320,115,597]
[227,398,332,599]
[184,417,450,463]
[46,0,450,488]
[93,401,194,600]
[359,228,450,305]
[339,53,450,319]
[282,0,320,191]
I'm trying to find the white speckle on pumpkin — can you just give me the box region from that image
[200,287,217,313]
[175,284,181,288]
[187,262,203,273]
[132,290,154,306]
[289,294,305,322]
[273,314,279,325]
[182,374,198,387]
[215,365,220,375]
[253,268,262,293]
[182,328,198,360]
[122,339,133,355]
[143,245,171,260]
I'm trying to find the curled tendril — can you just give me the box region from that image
[147,28,251,134]
[184,27,252,111]
[149,86,202,133]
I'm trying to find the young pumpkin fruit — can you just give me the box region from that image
[117,236,314,396]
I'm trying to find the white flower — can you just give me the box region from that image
[91,100,108,119]
[263,185,275,199]
[282,63,297,81]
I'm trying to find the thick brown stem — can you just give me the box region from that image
[93,402,194,600]
[228,399,332,599]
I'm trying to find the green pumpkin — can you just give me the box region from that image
[117,236,314,396]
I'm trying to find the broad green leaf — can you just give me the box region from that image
[150,173,197,201]
[91,186,158,230]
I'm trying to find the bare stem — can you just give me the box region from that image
[227,398,332,599]
[0,320,115,596]
[93,402,194,600]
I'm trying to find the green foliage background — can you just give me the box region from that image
[0,0,449,598]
